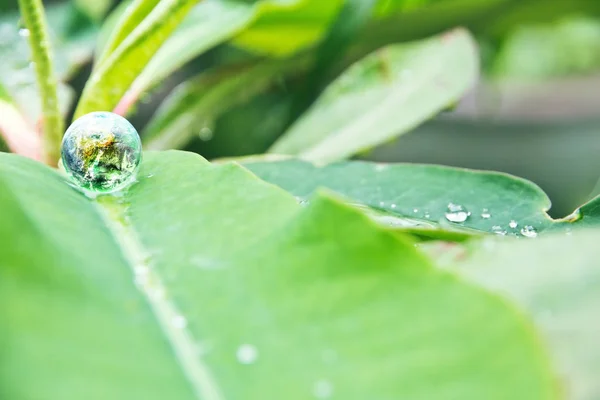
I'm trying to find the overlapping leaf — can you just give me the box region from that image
[244,158,598,236]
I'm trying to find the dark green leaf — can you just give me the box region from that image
[243,158,597,236]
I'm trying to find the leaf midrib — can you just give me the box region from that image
[94,196,223,400]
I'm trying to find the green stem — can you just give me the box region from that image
[18,0,63,166]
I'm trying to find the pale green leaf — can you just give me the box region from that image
[0,151,554,398]
[269,28,479,163]
[452,229,600,399]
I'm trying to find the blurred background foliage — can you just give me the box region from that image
[2,0,600,215]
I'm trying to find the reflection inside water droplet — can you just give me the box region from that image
[236,344,258,364]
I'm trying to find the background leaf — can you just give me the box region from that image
[0,151,555,398]
[143,56,311,150]
[452,229,600,399]
[231,0,344,56]
[269,28,479,163]
[74,0,198,119]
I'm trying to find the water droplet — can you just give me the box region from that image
[413,208,418,213]
[391,203,397,209]
[492,225,507,236]
[313,379,334,398]
[520,225,538,238]
[481,208,491,219]
[18,28,30,37]
[198,127,213,141]
[172,315,187,329]
[509,220,518,229]
[445,203,470,223]
[236,344,258,364]
[146,173,154,178]
[61,112,142,193]
[374,163,387,172]
[424,212,430,219]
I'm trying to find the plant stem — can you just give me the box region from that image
[18,0,63,166]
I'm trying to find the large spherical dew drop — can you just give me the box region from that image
[61,112,142,193]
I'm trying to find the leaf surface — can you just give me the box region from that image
[0,151,554,398]
[244,158,598,235]
[269,28,479,163]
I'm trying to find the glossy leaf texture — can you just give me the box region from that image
[269,28,479,163]
[243,158,599,236]
[0,151,555,399]
[74,0,198,118]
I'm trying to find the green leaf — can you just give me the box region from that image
[231,0,344,57]
[125,0,256,111]
[269,28,479,163]
[74,0,198,119]
[243,158,598,236]
[143,56,311,150]
[94,0,161,69]
[0,151,555,398]
[492,16,600,79]
[451,229,600,399]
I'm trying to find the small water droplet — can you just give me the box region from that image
[424,212,430,219]
[413,208,418,213]
[236,344,258,364]
[313,379,334,399]
[481,208,491,219]
[520,225,538,238]
[146,173,154,178]
[172,315,187,329]
[374,163,387,172]
[391,203,397,209]
[492,225,507,236]
[509,220,518,229]
[198,127,213,141]
[445,203,470,223]
[18,28,30,37]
